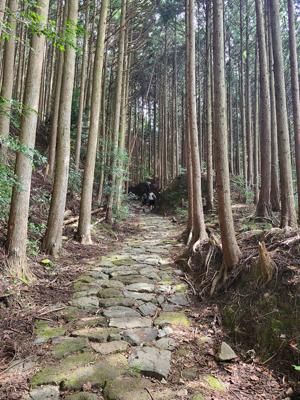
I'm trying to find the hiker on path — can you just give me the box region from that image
[148,191,157,211]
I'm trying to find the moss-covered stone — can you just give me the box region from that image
[64,393,100,400]
[98,288,123,298]
[63,306,83,322]
[98,256,115,266]
[203,375,226,392]
[70,296,99,310]
[90,340,129,355]
[73,281,96,292]
[62,354,129,390]
[73,288,99,298]
[96,280,125,289]
[72,327,120,342]
[112,258,134,266]
[34,320,66,343]
[154,312,190,327]
[76,275,95,284]
[103,376,150,400]
[52,337,89,359]
[27,385,60,400]
[160,278,173,285]
[30,352,97,388]
[116,275,153,285]
[98,297,135,307]
[75,316,108,329]
[174,283,188,293]
[99,255,134,267]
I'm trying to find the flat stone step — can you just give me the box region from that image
[138,302,158,317]
[109,316,152,329]
[125,283,155,293]
[72,327,120,342]
[99,297,136,307]
[123,291,156,302]
[90,340,129,355]
[128,347,172,380]
[122,327,158,345]
[103,306,141,318]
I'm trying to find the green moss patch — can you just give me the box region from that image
[34,320,66,343]
[76,275,95,284]
[73,281,94,292]
[62,354,129,390]
[74,316,107,329]
[103,376,150,400]
[174,283,188,293]
[191,395,204,400]
[72,327,120,342]
[154,312,190,327]
[64,393,100,400]
[203,375,226,392]
[112,258,134,266]
[63,306,84,322]
[52,337,89,359]
[30,352,97,388]
[97,288,123,298]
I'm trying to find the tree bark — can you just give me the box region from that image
[105,0,127,224]
[288,0,300,222]
[255,0,272,217]
[213,0,241,270]
[43,0,79,255]
[187,0,207,243]
[77,0,109,243]
[245,0,253,189]
[253,41,259,205]
[74,1,90,171]
[0,0,6,37]
[116,29,131,214]
[0,0,18,157]
[240,0,247,184]
[268,18,280,212]
[6,0,50,279]
[46,3,66,178]
[205,0,213,211]
[269,0,297,228]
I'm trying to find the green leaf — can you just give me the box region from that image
[293,365,300,372]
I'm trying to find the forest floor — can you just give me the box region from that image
[0,203,292,400]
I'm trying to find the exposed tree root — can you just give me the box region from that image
[257,241,277,285]
[187,229,193,246]
[210,263,227,296]
[5,255,35,284]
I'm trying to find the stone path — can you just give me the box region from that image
[27,214,197,400]
[24,211,289,400]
